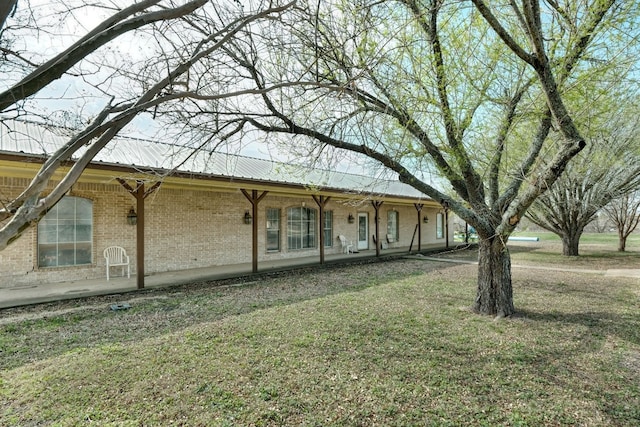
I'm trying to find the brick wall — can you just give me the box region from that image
[1,175,447,288]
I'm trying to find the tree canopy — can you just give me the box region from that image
[605,191,640,252]
[158,0,639,316]
[2,0,639,317]
[527,93,640,256]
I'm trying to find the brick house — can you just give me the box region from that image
[0,120,450,289]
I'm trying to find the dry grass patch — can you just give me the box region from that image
[1,250,640,425]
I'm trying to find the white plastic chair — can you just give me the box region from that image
[338,235,354,254]
[104,246,130,280]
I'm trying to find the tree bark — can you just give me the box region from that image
[474,237,515,317]
[0,0,17,31]
[618,230,626,252]
[561,230,582,256]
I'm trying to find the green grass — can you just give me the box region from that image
[511,230,640,246]
[506,232,640,269]
[1,253,640,426]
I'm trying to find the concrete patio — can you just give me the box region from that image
[1,244,447,309]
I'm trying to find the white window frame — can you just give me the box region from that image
[387,210,399,241]
[287,207,317,250]
[436,212,444,239]
[266,208,280,252]
[38,196,93,267]
[323,210,333,247]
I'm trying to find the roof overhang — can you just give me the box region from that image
[0,152,439,207]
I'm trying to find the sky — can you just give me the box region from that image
[1,0,388,177]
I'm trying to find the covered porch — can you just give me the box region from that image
[0,244,448,309]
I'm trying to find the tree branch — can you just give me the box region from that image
[0,0,208,112]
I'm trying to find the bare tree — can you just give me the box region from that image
[167,0,637,316]
[0,0,296,250]
[526,145,640,256]
[604,192,640,252]
[527,96,640,256]
[589,214,612,234]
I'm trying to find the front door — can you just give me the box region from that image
[357,213,368,250]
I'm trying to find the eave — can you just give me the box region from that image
[0,152,439,207]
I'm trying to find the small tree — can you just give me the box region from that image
[604,192,640,252]
[589,213,612,234]
[527,99,640,256]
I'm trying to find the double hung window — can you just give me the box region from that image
[387,210,399,241]
[323,211,333,247]
[436,212,444,239]
[287,207,317,250]
[38,196,93,267]
[266,208,281,251]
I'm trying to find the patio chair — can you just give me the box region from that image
[104,246,130,280]
[338,235,354,254]
[386,234,397,248]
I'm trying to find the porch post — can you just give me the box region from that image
[241,189,268,273]
[414,203,423,252]
[117,179,161,289]
[446,209,450,248]
[135,182,144,289]
[371,200,383,257]
[312,195,331,264]
[441,200,450,249]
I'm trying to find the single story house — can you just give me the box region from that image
[0,120,450,289]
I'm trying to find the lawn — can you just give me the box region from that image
[508,231,640,269]
[1,236,640,426]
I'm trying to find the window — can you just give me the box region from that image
[323,211,333,247]
[436,212,444,239]
[287,207,317,250]
[387,210,399,241]
[38,196,93,267]
[266,208,280,251]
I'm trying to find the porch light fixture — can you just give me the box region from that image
[244,211,252,224]
[126,208,137,226]
[348,213,355,223]
[423,215,429,224]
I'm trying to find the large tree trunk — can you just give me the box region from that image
[474,237,515,317]
[561,228,583,256]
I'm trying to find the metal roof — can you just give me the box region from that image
[0,119,429,200]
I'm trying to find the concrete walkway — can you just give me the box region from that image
[0,246,437,309]
[413,255,640,278]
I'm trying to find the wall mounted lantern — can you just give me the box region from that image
[348,213,355,223]
[126,208,137,226]
[423,215,429,224]
[244,211,253,224]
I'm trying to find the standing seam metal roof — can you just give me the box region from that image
[0,119,429,199]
